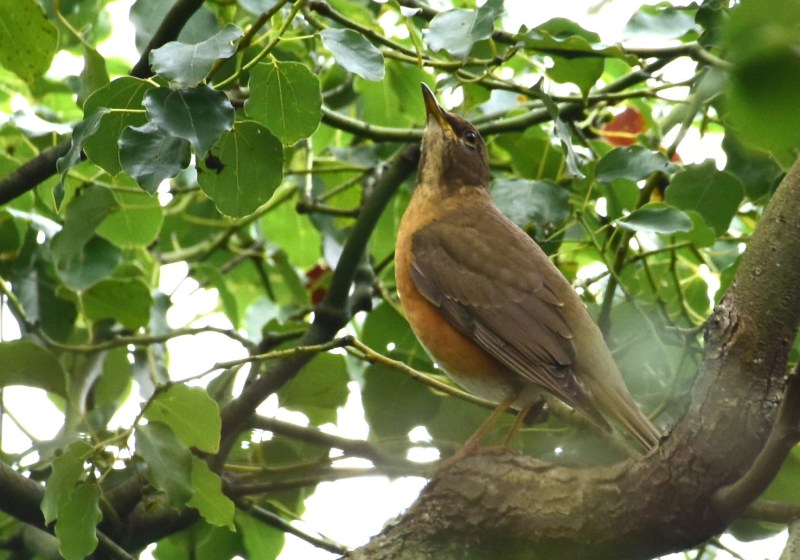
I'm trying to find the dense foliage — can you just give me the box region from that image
[0,0,799,558]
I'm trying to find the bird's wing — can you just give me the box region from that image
[410,202,605,421]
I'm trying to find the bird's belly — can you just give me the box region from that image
[398,283,518,404]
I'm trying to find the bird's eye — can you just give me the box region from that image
[463,130,478,146]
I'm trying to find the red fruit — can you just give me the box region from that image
[601,107,646,146]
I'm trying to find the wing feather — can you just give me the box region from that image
[410,203,596,413]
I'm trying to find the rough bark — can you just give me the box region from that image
[347,157,800,560]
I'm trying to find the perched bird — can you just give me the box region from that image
[395,84,661,452]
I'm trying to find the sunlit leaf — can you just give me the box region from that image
[279,353,349,425]
[55,483,102,560]
[188,456,235,530]
[145,384,221,453]
[321,28,385,81]
[245,61,322,145]
[41,440,93,524]
[426,0,503,61]
[0,0,58,84]
[81,277,152,329]
[197,121,284,217]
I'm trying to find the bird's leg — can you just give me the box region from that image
[453,395,516,459]
[503,399,546,447]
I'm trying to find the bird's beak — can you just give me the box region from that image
[421,83,454,135]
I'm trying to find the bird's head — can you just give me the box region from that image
[418,83,490,194]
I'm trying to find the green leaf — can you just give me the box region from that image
[354,61,431,128]
[55,109,110,207]
[0,0,58,84]
[722,134,782,201]
[95,179,165,248]
[144,85,235,155]
[279,353,349,425]
[491,179,569,243]
[145,385,221,453]
[82,277,152,329]
[55,235,122,292]
[150,24,244,87]
[625,4,699,39]
[188,456,235,530]
[260,199,322,269]
[426,0,503,61]
[236,512,285,559]
[136,422,194,507]
[616,203,693,234]
[665,162,744,236]
[41,440,92,524]
[245,61,322,145]
[595,146,677,183]
[362,363,440,440]
[83,77,156,176]
[77,46,110,107]
[674,211,717,248]
[0,339,66,396]
[119,122,192,193]
[320,28,385,81]
[533,19,605,97]
[723,0,800,162]
[55,483,102,560]
[197,121,284,217]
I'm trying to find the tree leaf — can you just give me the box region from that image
[425,0,503,61]
[55,109,110,207]
[41,440,93,525]
[533,19,605,97]
[625,4,699,39]
[491,178,569,244]
[666,162,744,236]
[119,122,192,193]
[188,456,235,530]
[616,203,693,234]
[279,353,349,425]
[320,28,385,81]
[723,0,800,163]
[136,422,194,507]
[52,482,102,560]
[83,77,156,176]
[197,121,284,217]
[0,0,58,84]
[77,45,110,107]
[362,363,441,440]
[96,180,165,248]
[150,24,244,87]
[236,512,285,559]
[245,60,322,145]
[145,384,221,453]
[81,277,152,329]
[0,340,67,397]
[596,146,677,182]
[55,483,102,560]
[144,85,235,155]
